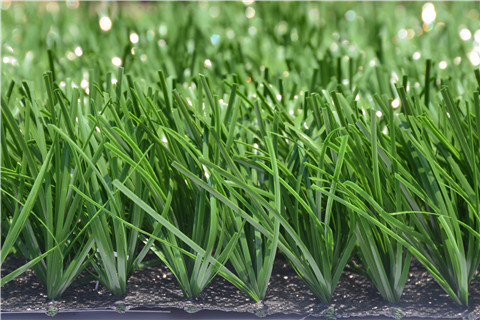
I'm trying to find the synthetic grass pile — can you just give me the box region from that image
[1,1,480,308]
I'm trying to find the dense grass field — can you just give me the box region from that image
[1,1,480,307]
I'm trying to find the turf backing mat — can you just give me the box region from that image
[2,255,479,319]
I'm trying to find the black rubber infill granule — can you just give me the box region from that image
[1,254,479,319]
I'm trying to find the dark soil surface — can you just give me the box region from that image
[1,254,479,319]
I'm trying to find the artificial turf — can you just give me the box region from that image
[1,0,480,309]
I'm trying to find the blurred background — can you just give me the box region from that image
[2,1,480,95]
